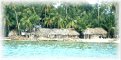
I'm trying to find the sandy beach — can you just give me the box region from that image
[4,37,119,43]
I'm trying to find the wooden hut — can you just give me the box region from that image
[68,29,80,38]
[35,28,80,39]
[48,29,69,38]
[83,28,107,39]
[35,28,51,38]
[8,30,18,37]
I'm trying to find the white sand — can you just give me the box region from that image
[4,37,119,43]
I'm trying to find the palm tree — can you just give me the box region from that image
[66,18,78,28]
[10,4,20,35]
[20,7,40,32]
[5,16,12,36]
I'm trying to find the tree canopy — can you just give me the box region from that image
[3,2,117,38]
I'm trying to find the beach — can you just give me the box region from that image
[4,37,119,43]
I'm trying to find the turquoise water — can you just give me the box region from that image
[3,40,118,57]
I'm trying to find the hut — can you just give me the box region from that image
[8,30,18,37]
[8,30,20,40]
[83,28,107,39]
[48,29,69,38]
[68,29,80,38]
[35,28,51,38]
[35,28,80,39]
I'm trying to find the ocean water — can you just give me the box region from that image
[2,40,118,58]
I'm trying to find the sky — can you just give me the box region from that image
[86,0,99,4]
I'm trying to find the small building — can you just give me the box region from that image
[48,29,69,38]
[35,28,80,39]
[8,30,18,37]
[83,28,107,39]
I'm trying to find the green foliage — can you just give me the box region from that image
[20,7,40,31]
[4,2,116,38]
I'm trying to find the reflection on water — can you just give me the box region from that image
[3,40,118,57]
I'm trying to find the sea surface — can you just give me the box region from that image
[2,40,119,60]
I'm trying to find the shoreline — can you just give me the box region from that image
[3,38,119,43]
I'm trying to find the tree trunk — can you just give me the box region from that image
[108,29,111,38]
[15,11,20,35]
[7,24,9,37]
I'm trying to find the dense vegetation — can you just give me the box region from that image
[3,2,117,38]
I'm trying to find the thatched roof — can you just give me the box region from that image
[36,28,79,36]
[68,29,80,35]
[36,28,51,36]
[49,29,69,35]
[8,30,18,37]
[83,28,107,35]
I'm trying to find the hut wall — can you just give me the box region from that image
[68,35,79,39]
[84,34,89,39]
[84,34,107,39]
[90,34,102,39]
